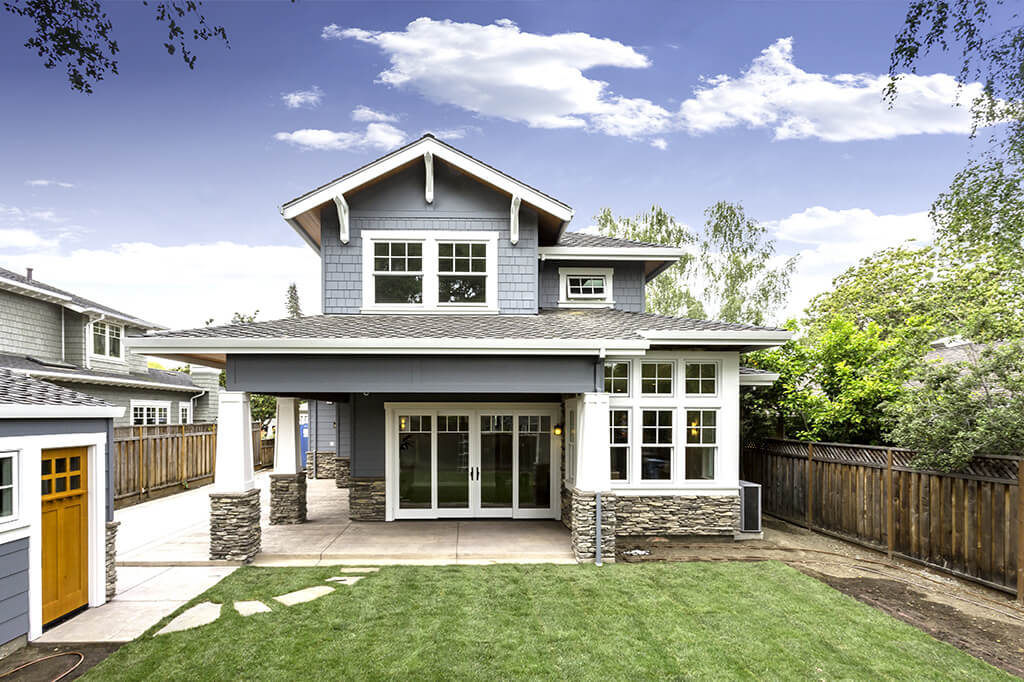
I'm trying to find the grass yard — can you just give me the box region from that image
[85,561,1010,681]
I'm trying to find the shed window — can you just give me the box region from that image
[567,275,606,298]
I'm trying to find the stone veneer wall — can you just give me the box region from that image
[105,521,119,601]
[568,489,616,561]
[349,478,386,521]
[209,489,261,562]
[269,473,307,525]
[306,451,337,480]
[560,485,572,528]
[335,457,351,488]
[615,495,740,537]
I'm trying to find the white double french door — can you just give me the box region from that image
[386,404,560,520]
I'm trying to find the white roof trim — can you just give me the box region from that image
[0,404,125,419]
[280,136,574,225]
[739,372,781,386]
[12,368,201,393]
[0,274,164,330]
[639,329,792,344]
[0,276,73,304]
[538,246,685,262]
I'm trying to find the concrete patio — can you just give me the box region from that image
[117,472,575,566]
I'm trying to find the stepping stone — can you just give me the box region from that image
[155,602,222,636]
[326,576,364,586]
[234,600,271,616]
[273,585,334,606]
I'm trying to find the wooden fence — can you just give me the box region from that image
[113,424,275,509]
[742,439,1022,601]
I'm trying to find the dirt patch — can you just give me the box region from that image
[0,643,120,681]
[802,571,1024,678]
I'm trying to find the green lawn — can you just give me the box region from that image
[86,562,1009,681]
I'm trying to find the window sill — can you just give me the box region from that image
[359,306,499,315]
[556,299,614,309]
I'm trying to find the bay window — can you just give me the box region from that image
[603,361,629,395]
[685,362,718,396]
[685,410,717,480]
[609,409,629,481]
[641,362,673,395]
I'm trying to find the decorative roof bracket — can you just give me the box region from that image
[333,193,349,244]
[424,151,434,204]
[510,195,521,246]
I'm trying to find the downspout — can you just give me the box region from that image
[188,389,206,424]
[595,492,603,567]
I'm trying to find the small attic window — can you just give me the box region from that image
[558,267,614,307]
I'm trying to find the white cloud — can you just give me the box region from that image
[768,206,934,318]
[274,122,407,152]
[679,38,979,141]
[325,18,670,138]
[0,242,322,330]
[0,228,59,250]
[650,138,668,150]
[25,179,74,188]
[351,105,397,122]
[281,86,324,109]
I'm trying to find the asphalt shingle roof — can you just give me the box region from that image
[0,266,163,329]
[0,353,199,389]
[0,368,112,407]
[149,308,784,340]
[739,367,775,375]
[555,232,667,249]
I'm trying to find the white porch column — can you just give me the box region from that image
[214,391,255,493]
[273,397,302,474]
[575,392,611,492]
[209,390,261,561]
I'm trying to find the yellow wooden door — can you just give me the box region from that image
[41,447,88,624]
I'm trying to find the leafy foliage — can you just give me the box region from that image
[884,340,1024,470]
[4,0,230,93]
[596,201,796,325]
[286,283,302,318]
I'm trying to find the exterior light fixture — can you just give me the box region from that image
[553,424,563,436]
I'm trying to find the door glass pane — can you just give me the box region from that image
[55,458,67,474]
[517,416,550,509]
[480,415,513,508]
[398,415,431,509]
[55,477,67,493]
[437,415,469,509]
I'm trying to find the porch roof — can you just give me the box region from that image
[0,367,125,418]
[127,308,791,368]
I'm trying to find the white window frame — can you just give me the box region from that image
[178,402,192,425]
[89,320,125,362]
[640,360,676,397]
[0,450,18,526]
[684,408,719,481]
[638,407,675,482]
[603,361,630,396]
[130,400,171,426]
[361,230,498,313]
[557,267,614,308]
[609,409,630,483]
[684,361,720,398]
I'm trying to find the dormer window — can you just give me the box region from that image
[91,321,123,359]
[362,230,497,312]
[558,267,614,308]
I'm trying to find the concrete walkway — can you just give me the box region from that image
[117,474,575,566]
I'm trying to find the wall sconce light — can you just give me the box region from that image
[553,424,563,436]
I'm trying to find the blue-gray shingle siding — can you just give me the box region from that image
[537,260,646,312]
[0,289,63,363]
[0,537,29,647]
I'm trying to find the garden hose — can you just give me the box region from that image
[0,650,84,682]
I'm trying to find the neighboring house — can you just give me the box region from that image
[130,135,790,562]
[0,266,220,427]
[0,368,123,652]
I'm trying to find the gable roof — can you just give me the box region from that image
[539,231,686,281]
[0,353,204,393]
[128,308,792,368]
[280,135,574,252]
[0,266,166,330]
[0,367,124,418]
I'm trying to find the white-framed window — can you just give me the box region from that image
[361,230,498,312]
[603,361,630,395]
[685,410,717,480]
[131,401,170,426]
[91,321,124,360]
[179,403,192,425]
[685,362,719,396]
[609,409,629,481]
[640,409,673,480]
[557,267,614,307]
[0,451,17,523]
[641,361,674,396]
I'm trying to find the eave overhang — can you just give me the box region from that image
[0,404,125,419]
[537,245,686,281]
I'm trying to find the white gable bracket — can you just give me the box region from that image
[510,195,521,246]
[424,151,434,204]
[333,193,349,244]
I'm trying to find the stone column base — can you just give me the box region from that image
[105,520,120,601]
[335,457,351,488]
[210,489,261,562]
[349,478,386,521]
[569,488,616,562]
[306,451,338,480]
[270,473,307,525]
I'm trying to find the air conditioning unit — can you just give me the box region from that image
[738,481,762,533]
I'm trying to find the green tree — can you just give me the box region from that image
[286,283,302,318]
[596,201,796,325]
[884,340,1024,471]
[4,0,231,93]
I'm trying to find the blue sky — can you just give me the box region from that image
[0,1,979,329]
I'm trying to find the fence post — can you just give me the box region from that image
[1017,457,1023,605]
[806,442,813,528]
[211,423,217,479]
[179,425,186,487]
[136,426,145,500]
[887,448,894,562]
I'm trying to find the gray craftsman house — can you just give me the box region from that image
[0,267,220,427]
[130,135,788,562]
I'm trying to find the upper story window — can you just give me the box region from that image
[641,361,674,395]
[603,361,630,395]
[557,267,613,308]
[362,231,497,312]
[685,362,718,396]
[0,451,16,522]
[92,321,123,359]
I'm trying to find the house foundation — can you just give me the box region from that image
[269,473,307,524]
[615,495,740,537]
[568,488,616,561]
[349,478,386,521]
